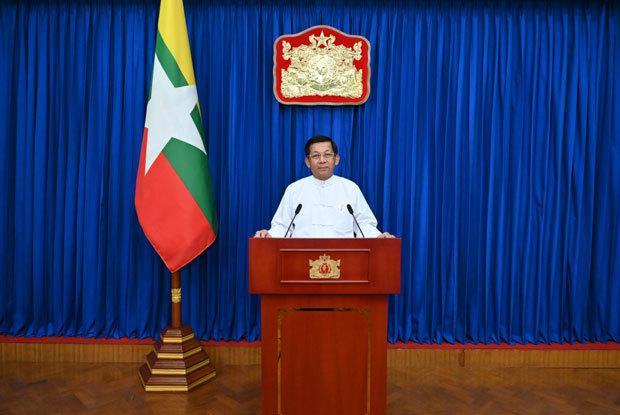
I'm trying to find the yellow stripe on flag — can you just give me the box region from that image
[157,0,196,85]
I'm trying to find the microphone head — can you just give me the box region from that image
[295,203,302,214]
[346,204,354,214]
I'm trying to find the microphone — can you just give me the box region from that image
[284,203,302,238]
[346,204,365,238]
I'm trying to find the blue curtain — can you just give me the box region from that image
[0,0,618,344]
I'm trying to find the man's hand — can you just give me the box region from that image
[377,232,395,238]
[254,229,272,238]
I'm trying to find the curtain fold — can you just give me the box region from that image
[0,0,618,343]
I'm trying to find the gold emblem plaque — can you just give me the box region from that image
[274,25,371,105]
[309,254,341,279]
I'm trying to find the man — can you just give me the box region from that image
[255,135,394,238]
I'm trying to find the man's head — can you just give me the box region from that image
[304,135,340,181]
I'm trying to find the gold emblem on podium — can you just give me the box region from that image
[309,254,341,279]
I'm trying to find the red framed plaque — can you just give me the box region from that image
[273,25,371,105]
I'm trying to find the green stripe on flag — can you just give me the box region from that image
[163,138,218,234]
[190,105,206,141]
[155,31,188,87]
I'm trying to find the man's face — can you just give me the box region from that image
[305,141,340,181]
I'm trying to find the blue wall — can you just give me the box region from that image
[0,1,618,343]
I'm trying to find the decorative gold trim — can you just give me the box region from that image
[308,254,341,279]
[141,371,216,392]
[155,346,201,360]
[187,371,217,390]
[144,385,189,392]
[146,357,210,375]
[171,288,181,303]
[162,333,195,344]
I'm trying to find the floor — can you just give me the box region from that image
[0,362,619,414]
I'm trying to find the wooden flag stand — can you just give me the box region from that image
[139,271,216,392]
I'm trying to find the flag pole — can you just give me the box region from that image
[171,271,182,328]
[138,267,216,392]
[135,0,218,393]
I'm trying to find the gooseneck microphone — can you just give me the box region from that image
[346,204,365,238]
[284,203,302,238]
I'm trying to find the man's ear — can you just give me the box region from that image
[335,154,340,166]
[304,157,311,168]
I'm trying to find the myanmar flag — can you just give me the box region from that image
[135,0,217,272]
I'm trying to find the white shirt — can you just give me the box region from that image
[268,175,382,238]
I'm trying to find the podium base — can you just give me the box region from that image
[138,325,216,392]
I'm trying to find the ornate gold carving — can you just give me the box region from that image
[171,288,181,303]
[281,31,364,99]
[309,254,341,279]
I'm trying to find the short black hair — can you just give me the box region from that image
[304,135,339,156]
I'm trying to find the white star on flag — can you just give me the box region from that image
[143,56,206,173]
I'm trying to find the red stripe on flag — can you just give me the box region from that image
[135,129,216,272]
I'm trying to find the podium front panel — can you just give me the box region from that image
[249,238,400,294]
[261,295,387,415]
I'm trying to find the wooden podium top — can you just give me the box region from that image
[248,238,401,295]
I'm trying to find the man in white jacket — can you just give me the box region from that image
[255,135,394,238]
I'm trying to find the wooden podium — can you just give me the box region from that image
[249,238,401,415]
